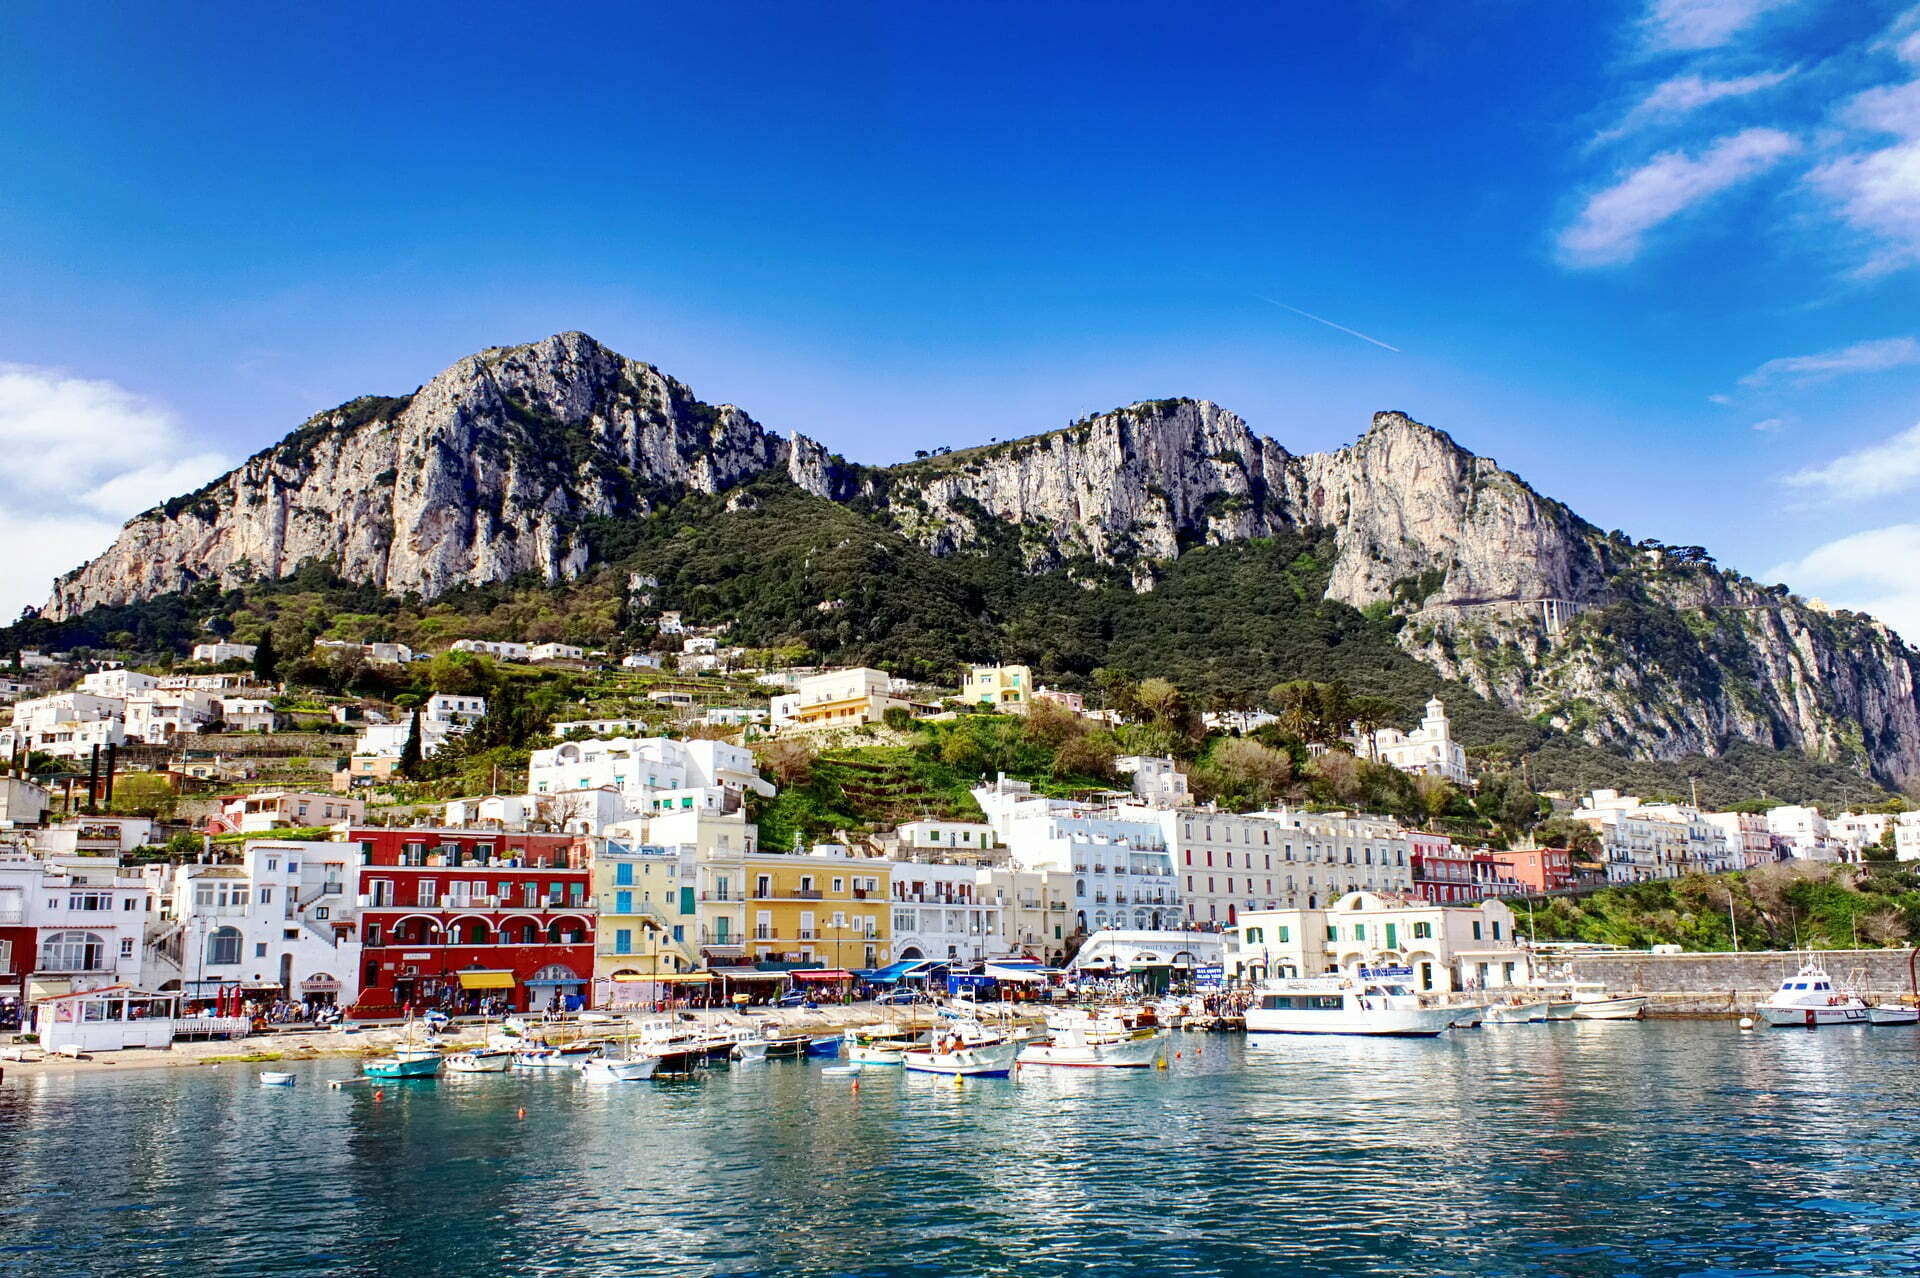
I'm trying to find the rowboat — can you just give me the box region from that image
[1869,1003,1919,1026]
[259,1071,297,1087]
[1484,1000,1549,1024]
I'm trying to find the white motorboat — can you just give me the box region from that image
[446,1049,513,1073]
[903,1019,1021,1077]
[581,1051,658,1082]
[845,1023,926,1066]
[1869,1003,1919,1026]
[1244,969,1457,1038]
[1484,999,1549,1024]
[1018,1012,1166,1068]
[1538,982,1648,1020]
[1759,961,1869,1027]
[730,1036,769,1063]
[1445,1002,1486,1029]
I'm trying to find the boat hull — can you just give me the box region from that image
[1484,1001,1549,1024]
[1017,1035,1165,1068]
[847,1043,914,1066]
[1244,1006,1455,1037]
[583,1058,658,1081]
[446,1051,512,1073]
[731,1040,769,1062]
[903,1041,1020,1077]
[1760,1004,1870,1027]
[259,1072,297,1086]
[364,1056,442,1078]
[805,1036,845,1058]
[1569,996,1648,1020]
[1869,1005,1919,1026]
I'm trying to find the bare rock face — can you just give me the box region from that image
[46,332,796,613]
[41,332,1920,785]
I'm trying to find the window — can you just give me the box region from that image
[1492,921,1503,940]
[258,887,273,905]
[255,942,268,957]
[614,928,633,955]
[1413,922,1433,940]
[206,927,243,966]
[1472,921,1484,940]
[615,863,634,886]
[40,931,107,971]
[364,923,381,945]
[119,937,136,958]
[1277,925,1290,943]
[832,878,844,894]
[1325,925,1337,942]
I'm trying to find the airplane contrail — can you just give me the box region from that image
[1255,295,1402,353]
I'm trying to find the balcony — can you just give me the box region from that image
[791,889,823,900]
[0,907,24,925]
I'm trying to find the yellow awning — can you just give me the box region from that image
[457,971,516,990]
[613,972,712,983]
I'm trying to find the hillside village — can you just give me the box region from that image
[3,626,1918,1026]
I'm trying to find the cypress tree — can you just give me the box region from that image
[399,711,424,780]
[252,630,278,683]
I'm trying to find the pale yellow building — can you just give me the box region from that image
[697,845,892,970]
[961,664,1031,713]
[588,837,701,1004]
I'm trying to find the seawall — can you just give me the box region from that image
[1559,949,1918,1016]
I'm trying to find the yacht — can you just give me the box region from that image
[1244,970,1458,1037]
[1018,1011,1167,1068]
[1759,961,1869,1027]
[902,1019,1021,1077]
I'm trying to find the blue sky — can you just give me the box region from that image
[3,0,1919,632]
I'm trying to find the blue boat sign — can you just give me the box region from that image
[1359,965,1414,979]
[1192,965,1225,986]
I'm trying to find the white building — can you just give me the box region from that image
[0,776,52,828]
[145,842,361,1007]
[78,669,158,699]
[1573,790,1696,882]
[1352,696,1469,786]
[1068,928,1225,980]
[1230,890,1529,993]
[973,777,1181,936]
[1134,804,1414,926]
[1703,811,1777,869]
[1764,805,1843,862]
[124,689,221,744]
[191,642,257,665]
[220,698,280,733]
[424,693,487,728]
[353,700,479,761]
[208,790,364,835]
[0,847,149,1002]
[1115,755,1190,806]
[554,717,654,739]
[889,858,1001,963]
[530,643,585,663]
[451,639,531,661]
[621,653,662,670]
[896,820,999,855]
[443,788,629,834]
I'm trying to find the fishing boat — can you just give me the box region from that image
[1244,968,1457,1038]
[1538,981,1648,1020]
[1444,1001,1487,1030]
[259,1071,297,1087]
[1018,1011,1166,1068]
[845,1023,925,1066]
[1483,999,1550,1025]
[632,1017,719,1074]
[730,1036,768,1063]
[1759,961,1869,1028]
[805,1034,844,1058]
[1869,1003,1919,1026]
[364,1053,442,1079]
[446,1048,513,1073]
[757,1025,815,1058]
[581,1037,658,1081]
[902,1019,1021,1077]
[513,1040,601,1069]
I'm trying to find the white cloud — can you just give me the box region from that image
[1807,13,1920,273]
[0,364,228,621]
[1767,523,1920,641]
[1739,335,1920,385]
[1784,421,1920,499]
[1641,0,1797,52]
[1596,69,1797,143]
[1558,128,1798,267]
[1750,417,1786,431]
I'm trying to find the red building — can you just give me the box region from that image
[347,827,594,1017]
[1484,847,1573,894]
[1409,843,1523,903]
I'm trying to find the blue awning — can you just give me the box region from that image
[862,959,938,985]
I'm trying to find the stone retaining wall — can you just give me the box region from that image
[1562,949,1918,1016]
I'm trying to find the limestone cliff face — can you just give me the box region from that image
[43,333,1920,784]
[46,332,824,612]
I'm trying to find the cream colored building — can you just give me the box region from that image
[773,667,915,733]
[1230,890,1529,993]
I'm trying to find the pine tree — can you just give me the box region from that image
[398,711,424,780]
[252,630,278,683]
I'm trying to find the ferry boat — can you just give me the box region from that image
[1018,1011,1166,1068]
[902,1019,1021,1077]
[1244,969,1458,1037]
[1759,961,1869,1028]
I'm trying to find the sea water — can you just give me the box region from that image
[2,1021,1917,1276]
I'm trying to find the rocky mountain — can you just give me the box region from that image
[43,332,1920,785]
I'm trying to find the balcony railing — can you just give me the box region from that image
[790,889,823,900]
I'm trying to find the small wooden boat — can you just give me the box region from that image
[581,1038,658,1081]
[1018,1014,1165,1069]
[259,1071,297,1087]
[1869,1003,1919,1026]
[446,1049,513,1073]
[364,1054,442,1079]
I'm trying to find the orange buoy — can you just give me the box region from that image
[517,1107,526,1119]
[373,1088,384,1101]
[851,1079,860,1093]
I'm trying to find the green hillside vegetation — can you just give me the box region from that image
[1523,860,1920,950]
[4,476,1896,811]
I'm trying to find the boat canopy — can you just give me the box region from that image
[457,971,516,990]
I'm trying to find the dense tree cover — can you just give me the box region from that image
[1524,862,1920,950]
[5,477,1897,811]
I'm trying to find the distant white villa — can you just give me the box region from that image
[1352,696,1469,786]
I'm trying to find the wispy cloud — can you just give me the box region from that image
[1595,69,1797,144]
[1640,0,1798,53]
[1750,417,1786,431]
[1808,10,1920,274]
[1784,421,1920,499]
[1739,335,1920,385]
[1254,296,1401,353]
[0,364,228,619]
[1767,522,1920,641]
[1558,128,1797,267]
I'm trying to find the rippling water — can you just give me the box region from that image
[3,1022,1918,1276]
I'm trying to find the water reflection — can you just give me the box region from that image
[3,1023,1920,1276]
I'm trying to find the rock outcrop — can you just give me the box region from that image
[43,332,1920,784]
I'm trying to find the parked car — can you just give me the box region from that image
[874,989,931,1006]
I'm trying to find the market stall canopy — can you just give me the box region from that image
[791,969,856,982]
[711,967,788,981]
[614,972,713,983]
[457,971,516,990]
[984,964,1049,983]
[861,959,937,985]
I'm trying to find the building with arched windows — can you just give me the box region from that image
[1227,891,1529,993]
[1,846,147,1008]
